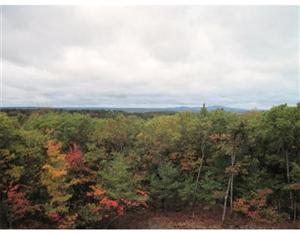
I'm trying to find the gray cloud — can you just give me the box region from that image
[2,6,299,109]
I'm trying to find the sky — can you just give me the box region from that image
[2,6,299,109]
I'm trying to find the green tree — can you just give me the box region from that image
[150,162,183,209]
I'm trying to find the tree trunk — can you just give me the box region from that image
[222,176,232,223]
[230,174,234,214]
[293,194,297,223]
[191,141,205,216]
[285,150,294,220]
[286,150,291,184]
[8,218,12,229]
[229,153,236,214]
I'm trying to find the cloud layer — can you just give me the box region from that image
[3,6,299,108]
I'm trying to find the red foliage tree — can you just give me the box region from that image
[86,185,128,218]
[7,183,32,219]
[233,188,280,221]
[66,143,83,168]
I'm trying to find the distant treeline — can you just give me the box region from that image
[0,103,299,228]
[0,107,174,120]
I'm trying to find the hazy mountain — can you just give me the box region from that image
[1,106,255,113]
[117,106,250,113]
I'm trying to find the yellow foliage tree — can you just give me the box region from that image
[41,140,76,228]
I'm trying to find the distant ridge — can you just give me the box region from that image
[1,106,258,113]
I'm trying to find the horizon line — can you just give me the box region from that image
[0,105,269,110]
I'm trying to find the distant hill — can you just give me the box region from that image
[1,106,255,113]
[116,106,250,113]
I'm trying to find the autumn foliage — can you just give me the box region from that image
[233,189,280,222]
[66,143,83,168]
[7,184,32,218]
[0,104,299,228]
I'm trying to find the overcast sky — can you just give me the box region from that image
[3,6,299,109]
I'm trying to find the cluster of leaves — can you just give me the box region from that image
[41,141,147,228]
[0,103,300,228]
[233,188,281,222]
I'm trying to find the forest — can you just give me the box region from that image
[0,103,299,229]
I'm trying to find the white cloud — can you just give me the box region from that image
[3,6,299,109]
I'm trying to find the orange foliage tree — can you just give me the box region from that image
[233,188,280,222]
[66,143,83,169]
[41,140,77,228]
